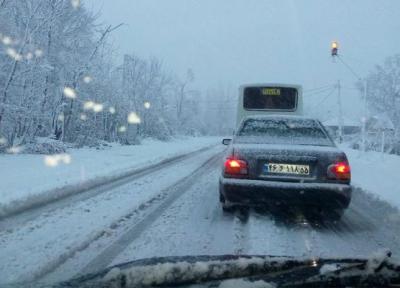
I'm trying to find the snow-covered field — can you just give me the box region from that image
[0,137,219,215]
[341,146,400,210]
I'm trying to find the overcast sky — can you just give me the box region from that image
[84,0,400,120]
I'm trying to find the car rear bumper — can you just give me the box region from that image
[220,178,352,209]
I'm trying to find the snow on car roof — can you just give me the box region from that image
[233,143,338,152]
[239,83,302,89]
[241,114,319,122]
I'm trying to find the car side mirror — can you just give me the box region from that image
[222,138,232,145]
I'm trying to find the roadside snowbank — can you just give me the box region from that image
[0,137,219,215]
[342,146,400,209]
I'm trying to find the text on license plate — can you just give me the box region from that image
[264,163,310,175]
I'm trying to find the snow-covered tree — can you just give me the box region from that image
[356,54,400,153]
[0,0,225,153]
[360,54,400,132]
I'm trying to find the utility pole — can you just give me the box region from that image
[331,40,368,151]
[337,80,343,143]
[361,78,368,152]
[331,42,344,143]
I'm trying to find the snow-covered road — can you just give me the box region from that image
[1,145,400,286]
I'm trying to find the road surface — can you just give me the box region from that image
[1,145,399,285]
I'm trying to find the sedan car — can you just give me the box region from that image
[219,115,352,219]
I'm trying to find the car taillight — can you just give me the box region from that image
[327,162,351,180]
[224,158,248,176]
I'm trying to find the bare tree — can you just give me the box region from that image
[175,69,195,123]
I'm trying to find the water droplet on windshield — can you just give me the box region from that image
[71,0,80,9]
[63,87,77,99]
[128,112,141,124]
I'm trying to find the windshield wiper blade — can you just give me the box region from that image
[58,255,308,287]
[272,250,400,287]
[55,252,400,288]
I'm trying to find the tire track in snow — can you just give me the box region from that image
[105,163,239,268]
[40,165,400,284]
[225,185,400,260]
[232,210,250,255]
[277,187,400,258]
[319,187,400,257]
[73,153,222,277]
[0,145,215,231]
[0,147,223,285]
[30,192,170,283]
[246,209,316,258]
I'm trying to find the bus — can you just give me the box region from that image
[237,83,303,126]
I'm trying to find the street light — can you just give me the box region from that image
[331,41,339,56]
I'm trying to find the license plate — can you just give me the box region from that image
[263,163,310,176]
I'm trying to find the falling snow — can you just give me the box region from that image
[144,101,151,109]
[93,103,104,113]
[118,126,127,133]
[71,0,80,9]
[83,101,95,110]
[83,76,92,83]
[63,87,77,99]
[1,1,400,287]
[6,48,22,61]
[128,112,141,124]
[34,49,43,57]
[6,146,22,154]
[44,153,72,167]
[2,36,12,45]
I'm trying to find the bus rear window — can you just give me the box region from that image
[243,87,298,110]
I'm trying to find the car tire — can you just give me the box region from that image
[219,192,235,213]
[219,191,225,203]
[222,203,235,213]
[326,209,344,221]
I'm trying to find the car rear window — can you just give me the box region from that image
[243,87,298,110]
[236,118,334,146]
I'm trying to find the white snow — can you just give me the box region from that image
[2,141,400,285]
[218,279,275,288]
[0,146,222,284]
[341,146,400,209]
[0,137,218,214]
[103,257,279,287]
[366,249,391,273]
[233,143,338,153]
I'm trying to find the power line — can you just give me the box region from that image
[303,86,336,97]
[341,85,359,91]
[337,55,362,80]
[307,87,337,110]
[303,84,335,93]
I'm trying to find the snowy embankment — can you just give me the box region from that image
[0,137,219,217]
[342,146,400,209]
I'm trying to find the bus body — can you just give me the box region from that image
[237,83,303,126]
